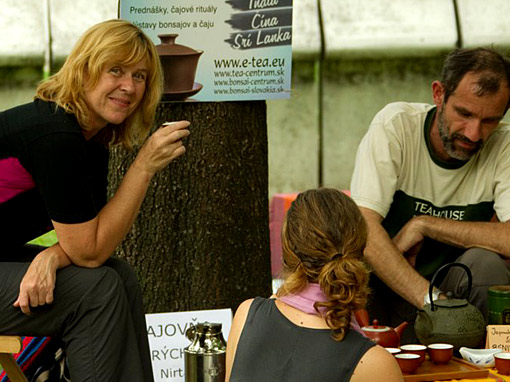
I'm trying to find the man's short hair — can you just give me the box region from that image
[441,47,510,102]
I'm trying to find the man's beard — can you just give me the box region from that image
[437,107,483,161]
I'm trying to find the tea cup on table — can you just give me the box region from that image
[400,344,427,364]
[385,347,401,356]
[494,352,510,375]
[428,343,453,364]
[395,353,421,374]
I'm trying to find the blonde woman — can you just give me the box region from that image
[0,19,189,381]
[226,188,403,382]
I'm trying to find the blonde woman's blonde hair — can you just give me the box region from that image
[277,188,370,341]
[36,19,163,149]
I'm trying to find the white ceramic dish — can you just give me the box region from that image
[459,347,502,368]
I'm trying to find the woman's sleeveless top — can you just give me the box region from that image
[229,297,375,382]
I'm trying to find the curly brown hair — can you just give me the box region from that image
[276,188,370,341]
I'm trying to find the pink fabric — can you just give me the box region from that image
[269,193,298,277]
[0,157,35,203]
[279,283,366,337]
[279,283,328,315]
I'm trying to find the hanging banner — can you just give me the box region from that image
[119,0,293,102]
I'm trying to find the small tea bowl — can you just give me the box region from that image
[428,343,454,364]
[385,347,401,356]
[395,353,421,374]
[495,352,510,375]
[400,344,427,364]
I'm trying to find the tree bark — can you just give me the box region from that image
[108,101,272,313]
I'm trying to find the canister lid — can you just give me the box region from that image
[156,34,202,56]
[488,285,510,296]
[195,322,223,334]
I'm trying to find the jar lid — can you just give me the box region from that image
[196,322,222,334]
[488,285,510,296]
[156,34,201,56]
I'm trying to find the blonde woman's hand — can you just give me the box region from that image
[134,120,190,176]
[14,244,71,314]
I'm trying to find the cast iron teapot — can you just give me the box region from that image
[415,263,486,350]
[354,309,408,348]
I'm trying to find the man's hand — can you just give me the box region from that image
[14,244,71,314]
[392,216,426,266]
[360,207,430,308]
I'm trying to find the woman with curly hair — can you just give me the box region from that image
[226,188,402,381]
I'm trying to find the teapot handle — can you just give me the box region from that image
[428,262,472,312]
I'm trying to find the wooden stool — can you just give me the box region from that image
[0,336,27,382]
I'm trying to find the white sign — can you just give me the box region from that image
[119,0,293,102]
[145,308,232,382]
[486,325,510,352]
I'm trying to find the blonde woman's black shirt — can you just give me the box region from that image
[0,99,108,253]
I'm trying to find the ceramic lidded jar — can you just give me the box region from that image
[155,34,203,94]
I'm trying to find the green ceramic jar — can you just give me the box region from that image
[488,285,510,325]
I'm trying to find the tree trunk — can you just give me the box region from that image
[108,101,271,313]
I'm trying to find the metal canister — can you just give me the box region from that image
[184,322,226,382]
[488,285,510,324]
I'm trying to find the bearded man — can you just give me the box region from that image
[350,47,510,343]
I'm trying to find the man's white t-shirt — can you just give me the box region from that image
[350,102,510,277]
